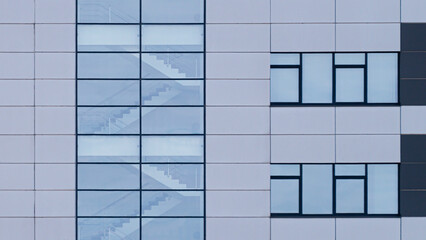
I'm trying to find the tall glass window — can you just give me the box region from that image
[77,1,205,239]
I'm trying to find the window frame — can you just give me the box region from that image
[270,52,400,107]
[270,163,400,218]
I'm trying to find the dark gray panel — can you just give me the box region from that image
[401,163,426,189]
[401,135,426,162]
[400,80,426,105]
[400,191,426,216]
[401,23,426,51]
[400,52,426,78]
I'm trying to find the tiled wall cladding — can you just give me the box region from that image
[0,0,425,239]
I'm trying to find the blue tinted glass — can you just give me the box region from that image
[141,136,204,163]
[78,80,140,106]
[142,80,203,106]
[336,68,364,102]
[142,164,203,190]
[78,164,140,189]
[78,218,140,240]
[141,218,203,240]
[302,54,333,103]
[78,191,140,216]
[78,53,140,79]
[270,54,300,65]
[142,25,204,52]
[142,53,203,79]
[367,53,398,103]
[336,179,364,213]
[78,25,140,52]
[335,164,365,176]
[142,191,203,216]
[78,136,140,163]
[78,0,140,23]
[270,165,300,176]
[368,164,398,214]
[78,107,140,134]
[142,0,203,23]
[270,68,299,102]
[141,107,203,134]
[271,179,299,213]
[302,165,333,214]
[335,53,365,65]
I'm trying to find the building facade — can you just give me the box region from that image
[0,0,425,239]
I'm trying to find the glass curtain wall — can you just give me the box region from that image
[76,1,205,239]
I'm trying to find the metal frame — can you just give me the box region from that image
[270,163,400,218]
[270,52,400,107]
[76,0,206,239]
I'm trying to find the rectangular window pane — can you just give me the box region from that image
[78,80,140,106]
[367,53,398,103]
[78,191,140,217]
[142,164,203,190]
[302,54,333,103]
[335,164,365,176]
[78,164,140,189]
[142,53,203,79]
[78,53,140,79]
[78,107,140,134]
[335,53,365,65]
[336,68,365,102]
[368,164,398,214]
[142,107,203,134]
[78,0,140,23]
[142,80,203,106]
[271,164,300,176]
[271,54,300,65]
[141,218,203,240]
[270,68,299,103]
[78,25,139,52]
[142,136,204,163]
[142,191,203,216]
[78,218,140,240]
[336,179,364,214]
[271,179,299,214]
[142,0,204,23]
[78,136,140,163]
[142,25,203,52]
[302,165,333,214]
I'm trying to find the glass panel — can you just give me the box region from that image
[141,218,203,240]
[78,0,140,23]
[78,25,139,52]
[271,179,299,214]
[78,136,140,163]
[142,0,204,23]
[367,53,398,103]
[336,179,364,213]
[270,54,300,65]
[302,54,333,103]
[78,80,140,106]
[142,25,203,52]
[78,107,140,134]
[335,53,365,65]
[142,191,203,216]
[335,164,365,176]
[336,68,364,102]
[271,165,300,176]
[142,136,204,163]
[142,53,203,79]
[141,107,203,134]
[368,164,398,214]
[142,80,203,106]
[78,218,140,240]
[78,191,140,216]
[142,164,203,189]
[78,164,140,189]
[302,165,333,214]
[270,68,299,103]
[78,53,140,79]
